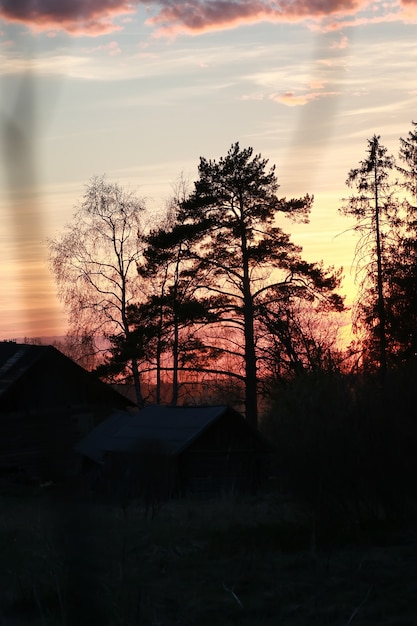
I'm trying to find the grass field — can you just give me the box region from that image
[1,485,417,625]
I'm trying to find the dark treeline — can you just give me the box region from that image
[49,125,417,520]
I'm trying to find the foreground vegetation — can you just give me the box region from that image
[1,484,417,626]
[262,367,417,526]
[4,365,417,625]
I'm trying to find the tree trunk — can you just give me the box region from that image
[244,297,258,428]
[131,357,144,408]
[155,304,164,404]
[171,254,181,406]
[374,164,387,384]
[171,313,179,406]
[240,207,258,428]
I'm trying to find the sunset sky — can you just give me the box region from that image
[0,0,416,341]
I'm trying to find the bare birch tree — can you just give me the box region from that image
[48,175,145,406]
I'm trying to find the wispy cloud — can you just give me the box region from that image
[330,34,349,48]
[84,41,122,56]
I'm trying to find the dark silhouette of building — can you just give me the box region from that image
[76,404,270,499]
[0,341,134,481]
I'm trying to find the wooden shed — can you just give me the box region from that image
[75,404,270,498]
[0,341,135,481]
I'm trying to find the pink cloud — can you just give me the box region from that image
[399,0,417,14]
[0,0,136,36]
[270,89,339,106]
[308,79,325,89]
[146,1,277,37]
[270,91,319,106]
[145,0,371,37]
[0,0,412,38]
[279,0,364,19]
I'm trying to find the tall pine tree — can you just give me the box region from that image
[169,143,343,427]
[341,135,397,380]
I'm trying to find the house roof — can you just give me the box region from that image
[75,404,254,464]
[0,341,135,407]
[0,342,50,398]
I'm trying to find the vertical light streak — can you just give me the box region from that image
[1,68,60,338]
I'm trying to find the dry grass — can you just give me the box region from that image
[1,486,417,625]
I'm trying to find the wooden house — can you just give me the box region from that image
[75,404,270,498]
[0,341,135,481]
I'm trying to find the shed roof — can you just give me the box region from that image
[75,405,254,464]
